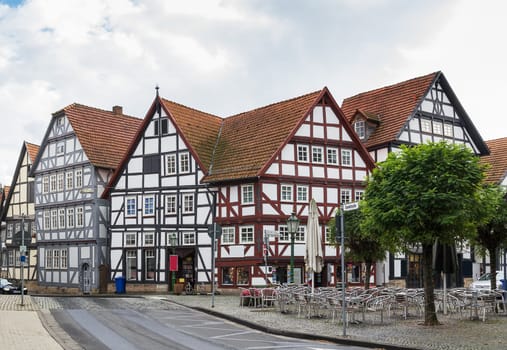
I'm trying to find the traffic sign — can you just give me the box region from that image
[207,224,222,239]
[343,202,359,211]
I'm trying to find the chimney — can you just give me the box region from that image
[112,105,123,115]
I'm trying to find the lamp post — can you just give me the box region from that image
[169,234,177,292]
[287,212,299,284]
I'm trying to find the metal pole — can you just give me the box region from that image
[290,231,295,284]
[21,214,25,306]
[340,208,346,336]
[211,223,216,308]
[264,235,268,285]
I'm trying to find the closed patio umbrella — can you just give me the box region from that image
[305,198,323,295]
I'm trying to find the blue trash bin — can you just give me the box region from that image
[115,276,126,294]
[501,279,507,290]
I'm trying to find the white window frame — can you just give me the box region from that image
[145,249,155,281]
[354,120,365,138]
[443,123,453,137]
[240,226,254,244]
[66,171,74,190]
[43,210,51,230]
[50,174,57,192]
[67,208,75,228]
[182,193,194,214]
[76,207,84,227]
[179,152,190,173]
[281,184,293,202]
[325,226,332,244]
[42,176,49,194]
[355,190,364,202]
[125,233,136,246]
[295,226,305,242]
[341,149,352,166]
[56,143,64,155]
[45,250,53,269]
[312,146,323,164]
[126,250,137,281]
[57,173,64,191]
[143,195,155,216]
[166,154,176,175]
[433,120,443,134]
[296,185,308,203]
[421,119,431,133]
[58,208,66,229]
[53,249,60,269]
[278,225,289,242]
[241,184,254,205]
[327,147,338,165]
[75,168,83,188]
[341,188,352,204]
[182,232,196,245]
[126,197,137,217]
[61,249,68,269]
[51,209,58,229]
[297,145,309,162]
[221,227,235,245]
[144,232,154,246]
[165,195,177,215]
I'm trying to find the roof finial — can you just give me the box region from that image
[155,85,159,97]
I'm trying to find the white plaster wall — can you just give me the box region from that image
[262,183,277,198]
[281,163,295,176]
[295,123,310,137]
[325,107,338,124]
[281,144,294,161]
[342,168,353,180]
[313,107,323,123]
[297,165,310,177]
[242,206,255,216]
[266,163,279,175]
[128,157,143,173]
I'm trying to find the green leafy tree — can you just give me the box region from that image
[329,209,386,289]
[361,142,486,325]
[474,186,507,289]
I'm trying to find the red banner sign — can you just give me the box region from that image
[169,255,178,272]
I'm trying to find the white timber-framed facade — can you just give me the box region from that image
[31,104,141,293]
[342,71,490,289]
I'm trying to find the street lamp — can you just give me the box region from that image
[287,212,299,284]
[169,234,177,292]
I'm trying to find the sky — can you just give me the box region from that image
[0,0,506,186]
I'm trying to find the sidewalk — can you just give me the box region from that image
[2,293,506,350]
[0,295,62,350]
[163,293,507,350]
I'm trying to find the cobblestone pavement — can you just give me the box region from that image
[161,294,507,350]
[2,293,506,350]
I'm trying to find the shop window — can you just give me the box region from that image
[222,267,234,285]
[236,267,249,285]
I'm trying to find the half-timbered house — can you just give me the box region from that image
[0,142,39,281]
[31,104,141,293]
[341,71,490,288]
[104,93,222,292]
[104,88,375,291]
[205,88,376,288]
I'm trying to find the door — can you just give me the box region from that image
[406,254,423,288]
[81,263,91,294]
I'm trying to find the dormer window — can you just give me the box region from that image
[354,120,365,139]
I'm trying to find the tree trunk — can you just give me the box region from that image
[422,243,439,325]
[489,247,498,290]
[364,261,372,290]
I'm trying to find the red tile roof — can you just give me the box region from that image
[160,99,222,172]
[25,142,40,164]
[341,72,438,149]
[60,104,142,169]
[203,90,324,182]
[482,137,507,184]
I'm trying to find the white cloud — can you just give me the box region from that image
[0,0,506,186]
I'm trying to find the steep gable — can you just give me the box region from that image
[342,72,438,149]
[482,137,507,185]
[342,72,489,156]
[62,104,142,170]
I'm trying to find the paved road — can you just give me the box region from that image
[35,296,369,350]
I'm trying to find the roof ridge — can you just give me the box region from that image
[344,71,440,101]
[226,89,323,119]
[60,102,141,121]
[160,97,223,120]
